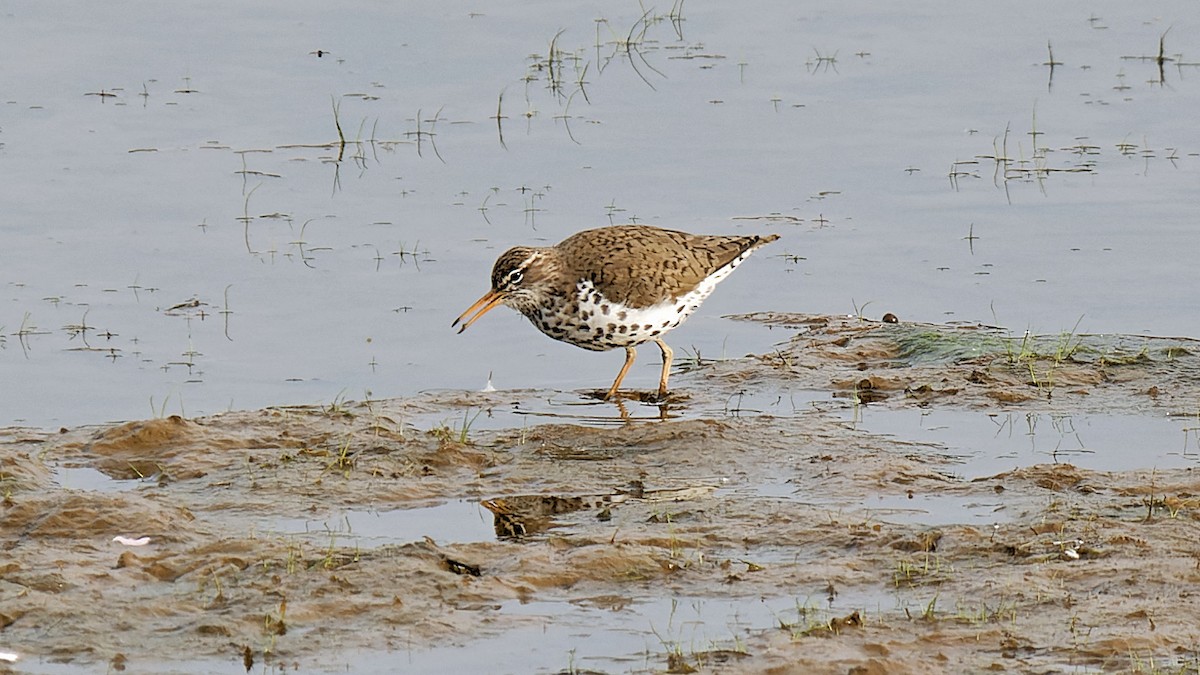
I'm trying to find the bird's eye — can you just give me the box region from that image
[508,270,524,286]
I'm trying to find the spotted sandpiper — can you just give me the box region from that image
[453,224,779,400]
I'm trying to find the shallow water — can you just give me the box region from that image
[4,1,1200,428]
[262,500,496,547]
[847,406,1198,475]
[51,465,139,493]
[402,593,881,674]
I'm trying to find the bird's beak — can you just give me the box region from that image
[452,289,506,333]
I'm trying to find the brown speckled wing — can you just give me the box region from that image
[559,225,779,308]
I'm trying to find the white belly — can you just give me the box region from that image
[528,249,750,351]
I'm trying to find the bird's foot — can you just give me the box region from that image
[645,389,670,404]
[586,389,686,405]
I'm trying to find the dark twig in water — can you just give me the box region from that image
[331,96,346,162]
[493,89,508,150]
[1154,29,1176,85]
[555,89,584,145]
[220,285,234,341]
[1121,28,1174,86]
[406,107,447,163]
[1043,41,1062,92]
[668,0,686,40]
[576,61,591,104]
[427,105,446,163]
[548,29,567,99]
[241,183,262,255]
[624,9,665,90]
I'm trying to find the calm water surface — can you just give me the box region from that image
[3,2,1198,431]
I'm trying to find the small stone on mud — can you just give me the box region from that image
[890,530,942,552]
[442,558,481,577]
[966,369,991,384]
[833,611,862,630]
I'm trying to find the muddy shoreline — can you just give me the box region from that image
[3,315,1200,673]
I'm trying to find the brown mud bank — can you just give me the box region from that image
[2,315,1200,673]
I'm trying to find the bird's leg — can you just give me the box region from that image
[654,338,673,399]
[614,398,632,422]
[606,345,637,400]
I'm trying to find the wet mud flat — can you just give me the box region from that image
[3,314,1200,674]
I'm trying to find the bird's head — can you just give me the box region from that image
[453,246,558,332]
